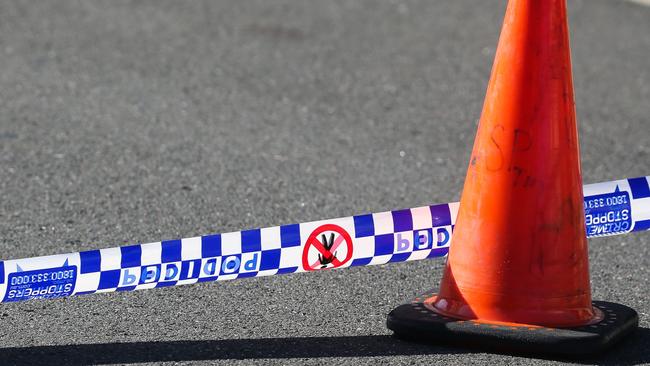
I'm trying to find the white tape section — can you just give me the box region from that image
[0,176,648,303]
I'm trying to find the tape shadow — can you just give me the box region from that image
[0,328,647,365]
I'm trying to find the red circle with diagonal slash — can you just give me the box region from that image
[302,224,353,271]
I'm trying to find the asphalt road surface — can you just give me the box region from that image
[0,0,648,365]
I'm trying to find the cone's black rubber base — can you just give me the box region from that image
[387,290,638,357]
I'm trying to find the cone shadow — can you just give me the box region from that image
[0,329,647,365]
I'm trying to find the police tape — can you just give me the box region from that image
[1,176,648,303]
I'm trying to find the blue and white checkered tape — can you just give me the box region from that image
[0,176,648,303]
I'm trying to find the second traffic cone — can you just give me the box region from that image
[387,0,637,355]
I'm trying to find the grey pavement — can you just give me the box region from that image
[0,0,648,365]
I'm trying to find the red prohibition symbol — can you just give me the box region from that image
[302,224,354,271]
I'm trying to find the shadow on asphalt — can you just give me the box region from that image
[0,329,647,365]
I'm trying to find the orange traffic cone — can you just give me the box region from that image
[387,0,637,356]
